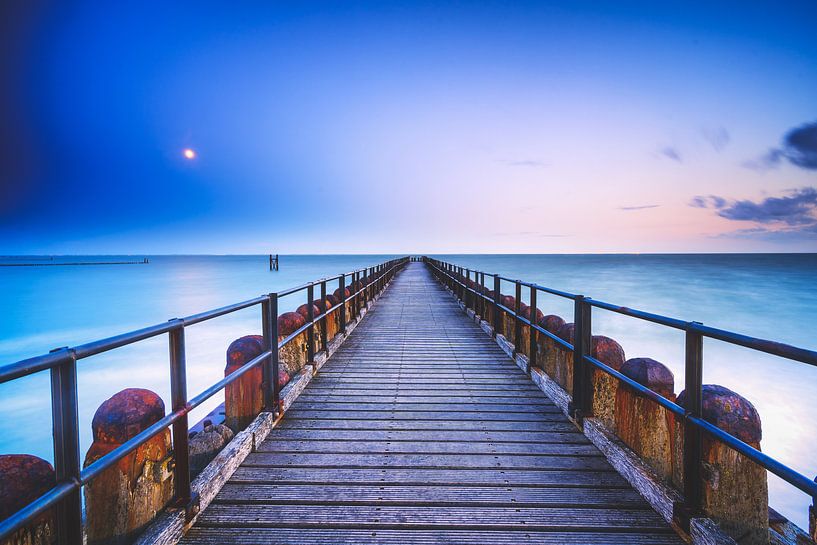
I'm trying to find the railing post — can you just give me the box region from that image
[339,275,347,334]
[50,348,82,545]
[528,286,537,374]
[169,323,195,514]
[514,280,522,354]
[492,275,501,338]
[320,280,328,352]
[570,295,592,421]
[675,325,704,530]
[479,272,485,318]
[465,269,471,309]
[262,294,280,414]
[307,283,315,363]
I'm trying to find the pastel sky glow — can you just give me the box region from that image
[1,1,816,253]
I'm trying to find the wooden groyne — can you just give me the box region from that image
[0,258,149,267]
[1,257,816,545]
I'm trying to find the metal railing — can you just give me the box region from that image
[0,257,409,544]
[424,257,817,530]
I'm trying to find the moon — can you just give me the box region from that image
[183,148,196,160]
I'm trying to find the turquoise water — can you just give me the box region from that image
[1,254,816,528]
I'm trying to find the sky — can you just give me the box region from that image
[1,0,816,254]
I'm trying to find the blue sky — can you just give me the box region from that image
[2,1,816,253]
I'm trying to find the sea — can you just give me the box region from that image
[1,254,815,529]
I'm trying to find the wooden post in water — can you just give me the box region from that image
[269,254,279,271]
[83,388,173,545]
[0,455,55,545]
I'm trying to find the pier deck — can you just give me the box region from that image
[181,262,683,544]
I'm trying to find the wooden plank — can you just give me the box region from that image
[278,418,580,432]
[182,528,684,544]
[283,410,566,421]
[214,483,648,507]
[229,467,631,488]
[288,402,561,413]
[265,429,588,443]
[256,440,599,455]
[195,504,671,530]
[243,452,609,470]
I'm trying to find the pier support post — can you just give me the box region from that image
[536,315,565,375]
[615,358,675,481]
[674,385,768,545]
[83,389,173,545]
[0,455,55,545]
[277,312,307,375]
[589,335,626,431]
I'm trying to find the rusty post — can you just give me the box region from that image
[674,385,768,545]
[338,275,347,334]
[224,335,265,432]
[554,322,575,393]
[616,358,675,481]
[278,311,307,377]
[83,389,174,545]
[589,335,626,431]
[527,286,537,373]
[0,455,55,545]
[538,315,566,376]
[492,275,501,337]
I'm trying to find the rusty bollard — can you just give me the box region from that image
[499,295,516,340]
[224,335,265,432]
[278,311,307,374]
[553,323,576,394]
[325,294,339,342]
[589,336,626,431]
[520,306,544,360]
[332,287,352,328]
[297,303,323,352]
[615,358,675,481]
[674,385,768,545]
[84,389,173,545]
[536,314,565,374]
[0,455,55,545]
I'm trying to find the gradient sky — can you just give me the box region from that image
[2,1,816,254]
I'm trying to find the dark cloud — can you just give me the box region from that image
[744,121,817,171]
[659,146,682,162]
[691,187,817,227]
[701,127,730,152]
[618,204,660,211]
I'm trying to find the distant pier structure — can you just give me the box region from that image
[269,253,279,270]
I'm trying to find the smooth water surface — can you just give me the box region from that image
[1,254,815,528]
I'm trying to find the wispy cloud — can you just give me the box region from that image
[500,159,548,168]
[691,187,817,240]
[701,127,730,152]
[743,121,817,172]
[618,204,660,211]
[658,146,682,162]
[488,231,571,238]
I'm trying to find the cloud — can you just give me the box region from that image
[618,204,660,211]
[701,127,730,152]
[658,146,682,162]
[488,231,571,238]
[743,121,817,172]
[691,187,817,228]
[500,159,548,168]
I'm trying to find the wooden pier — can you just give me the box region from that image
[181,262,683,544]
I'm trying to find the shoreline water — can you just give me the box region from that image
[1,253,816,529]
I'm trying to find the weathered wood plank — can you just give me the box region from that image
[255,440,599,455]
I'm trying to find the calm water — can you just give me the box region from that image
[1,254,816,528]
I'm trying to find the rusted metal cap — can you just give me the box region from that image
[277,312,305,337]
[591,336,626,370]
[678,384,761,444]
[539,314,566,334]
[500,295,515,308]
[326,294,339,306]
[556,323,575,343]
[0,455,55,519]
[620,358,674,399]
[332,287,351,299]
[91,388,166,444]
[522,307,545,324]
[313,299,332,313]
[296,304,320,321]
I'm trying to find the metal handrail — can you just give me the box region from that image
[0,257,409,544]
[424,256,817,529]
